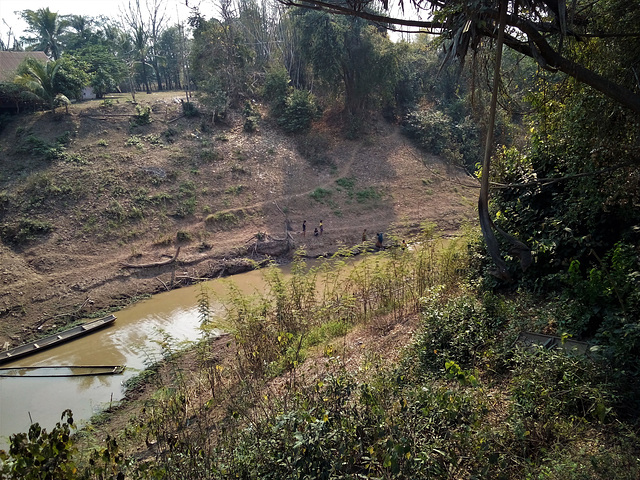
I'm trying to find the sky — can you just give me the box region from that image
[0,0,218,47]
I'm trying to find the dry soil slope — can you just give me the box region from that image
[0,93,477,346]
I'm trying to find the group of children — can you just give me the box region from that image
[302,220,323,237]
[301,221,405,251]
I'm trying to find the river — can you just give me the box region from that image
[0,265,280,450]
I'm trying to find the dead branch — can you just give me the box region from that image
[121,247,181,268]
[273,200,287,217]
[176,275,210,281]
[155,276,170,291]
[80,113,138,118]
[36,296,91,330]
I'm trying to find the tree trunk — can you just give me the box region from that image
[478,0,511,281]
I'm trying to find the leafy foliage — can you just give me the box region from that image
[263,67,291,117]
[3,235,640,479]
[242,101,261,132]
[277,89,321,133]
[403,107,481,168]
[14,58,72,112]
[0,218,54,244]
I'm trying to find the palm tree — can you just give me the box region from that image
[14,58,70,113]
[131,25,152,94]
[20,8,70,60]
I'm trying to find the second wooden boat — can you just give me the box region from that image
[0,315,116,365]
[0,365,125,377]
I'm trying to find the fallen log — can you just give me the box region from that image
[121,247,180,268]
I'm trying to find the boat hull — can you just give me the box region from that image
[0,365,125,377]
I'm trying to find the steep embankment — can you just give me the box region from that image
[0,91,477,347]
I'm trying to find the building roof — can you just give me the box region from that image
[0,51,49,83]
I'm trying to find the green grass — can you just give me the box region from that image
[125,135,144,149]
[205,211,240,227]
[0,217,54,244]
[310,187,332,203]
[355,187,382,203]
[225,185,245,196]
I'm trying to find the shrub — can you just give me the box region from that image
[355,187,382,203]
[131,104,152,126]
[310,187,332,203]
[403,108,453,155]
[263,67,290,117]
[125,135,144,149]
[182,100,198,117]
[17,135,66,161]
[163,127,179,143]
[205,211,240,227]
[242,101,261,132]
[0,410,79,479]
[1,218,54,244]
[278,89,321,133]
[411,292,511,372]
[225,185,245,196]
[176,230,192,242]
[335,177,356,198]
[296,134,334,168]
[509,347,613,422]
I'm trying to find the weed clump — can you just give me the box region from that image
[0,218,53,244]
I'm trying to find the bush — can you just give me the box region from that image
[278,89,321,133]
[310,187,332,203]
[296,134,334,168]
[131,105,152,126]
[410,291,512,373]
[509,347,613,422]
[0,410,79,479]
[1,218,53,244]
[182,100,198,117]
[263,67,290,117]
[403,108,453,155]
[17,135,65,161]
[176,230,192,242]
[205,211,240,227]
[242,101,261,132]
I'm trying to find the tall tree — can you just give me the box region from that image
[190,11,255,106]
[157,26,183,90]
[73,44,127,98]
[295,10,397,114]
[120,0,169,92]
[132,25,152,94]
[20,8,70,59]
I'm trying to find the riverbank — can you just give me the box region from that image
[0,90,476,350]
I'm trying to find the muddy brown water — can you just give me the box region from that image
[0,265,290,449]
[0,241,445,449]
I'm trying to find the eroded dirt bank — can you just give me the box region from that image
[0,92,477,348]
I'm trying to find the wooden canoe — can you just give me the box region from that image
[516,331,592,356]
[0,365,125,377]
[0,315,116,365]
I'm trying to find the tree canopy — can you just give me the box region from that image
[278,0,640,116]
[20,7,70,60]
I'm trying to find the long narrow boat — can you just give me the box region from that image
[0,365,125,377]
[0,315,116,365]
[516,331,592,356]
